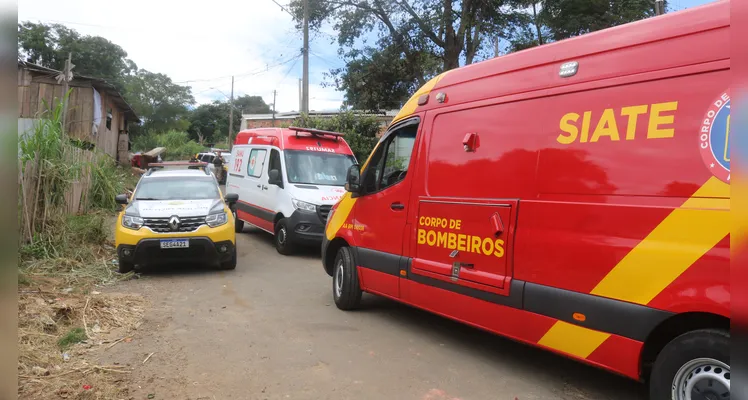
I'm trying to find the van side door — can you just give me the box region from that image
[352,118,420,298]
[239,147,274,232]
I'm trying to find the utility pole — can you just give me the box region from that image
[61,52,72,136]
[655,0,665,15]
[494,37,499,58]
[228,76,234,149]
[272,90,277,127]
[302,0,310,114]
[298,78,302,111]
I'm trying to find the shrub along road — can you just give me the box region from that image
[99,228,646,400]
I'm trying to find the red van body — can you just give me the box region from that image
[321,2,731,398]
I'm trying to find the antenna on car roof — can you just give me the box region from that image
[288,126,344,141]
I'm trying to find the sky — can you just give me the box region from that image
[17,0,717,114]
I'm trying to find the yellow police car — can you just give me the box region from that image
[114,162,239,272]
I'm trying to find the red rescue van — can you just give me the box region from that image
[321,2,731,399]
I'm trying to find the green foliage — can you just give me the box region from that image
[327,45,440,110]
[18,22,136,93]
[57,327,86,349]
[132,130,205,161]
[188,96,272,144]
[124,70,195,135]
[89,157,128,210]
[66,214,107,245]
[287,111,381,162]
[19,94,82,214]
[539,0,659,41]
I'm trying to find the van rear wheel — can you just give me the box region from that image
[274,219,296,255]
[332,247,362,310]
[649,329,730,400]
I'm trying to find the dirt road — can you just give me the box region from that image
[100,228,647,400]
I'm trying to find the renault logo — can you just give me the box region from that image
[168,215,181,231]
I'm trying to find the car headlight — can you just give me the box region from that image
[205,211,228,228]
[122,215,144,230]
[292,198,317,212]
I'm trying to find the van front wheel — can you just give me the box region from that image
[274,219,296,255]
[649,329,730,400]
[332,247,362,310]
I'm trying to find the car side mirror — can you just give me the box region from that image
[115,194,129,205]
[224,193,239,205]
[268,169,282,186]
[345,164,361,194]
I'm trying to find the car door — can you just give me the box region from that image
[352,118,420,298]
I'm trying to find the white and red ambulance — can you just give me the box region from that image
[225,127,357,255]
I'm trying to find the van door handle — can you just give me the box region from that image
[390,202,405,210]
[257,184,261,188]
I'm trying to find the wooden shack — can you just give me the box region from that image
[17,60,140,165]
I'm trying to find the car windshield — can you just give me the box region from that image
[134,178,220,200]
[284,150,356,186]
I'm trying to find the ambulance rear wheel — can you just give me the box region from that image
[332,247,362,310]
[649,329,730,400]
[274,219,297,255]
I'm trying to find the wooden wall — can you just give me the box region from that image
[18,67,130,161]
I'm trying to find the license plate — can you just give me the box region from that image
[160,239,189,249]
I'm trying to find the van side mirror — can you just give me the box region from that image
[345,164,361,194]
[224,193,239,205]
[115,194,129,205]
[268,169,283,186]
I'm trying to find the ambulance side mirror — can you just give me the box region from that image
[268,169,283,187]
[345,165,361,194]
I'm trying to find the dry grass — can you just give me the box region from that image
[18,283,147,399]
[18,214,147,399]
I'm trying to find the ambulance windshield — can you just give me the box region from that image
[284,150,356,186]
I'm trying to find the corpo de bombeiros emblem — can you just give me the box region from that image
[699,90,730,183]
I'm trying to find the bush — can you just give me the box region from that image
[89,157,128,210]
[132,130,206,160]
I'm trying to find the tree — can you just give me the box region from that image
[124,70,195,135]
[18,22,136,93]
[326,45,441,110]
[234,95,272,114]
[187,96,272,144]
[285,111,382,161]
[539,0,660,42]
[289,0,525,72]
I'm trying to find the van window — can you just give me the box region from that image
[269,149,282,175]
[247,149,267,178]
[284,150,356,186]
[362,121,418,193]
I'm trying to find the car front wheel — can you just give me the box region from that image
[332,247,362,310]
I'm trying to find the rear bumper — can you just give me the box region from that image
[287,210,325,245]
[117,237,235,267]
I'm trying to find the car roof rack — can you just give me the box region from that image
[146,161,211,176]
[288,126,344,141]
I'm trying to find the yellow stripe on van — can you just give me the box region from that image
[589,176,729,305]
[538,176,730,358]
[326,71,452,241]
[538,321,610,358]
[391,71,450,124]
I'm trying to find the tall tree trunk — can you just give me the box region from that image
[532,2,544,45]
